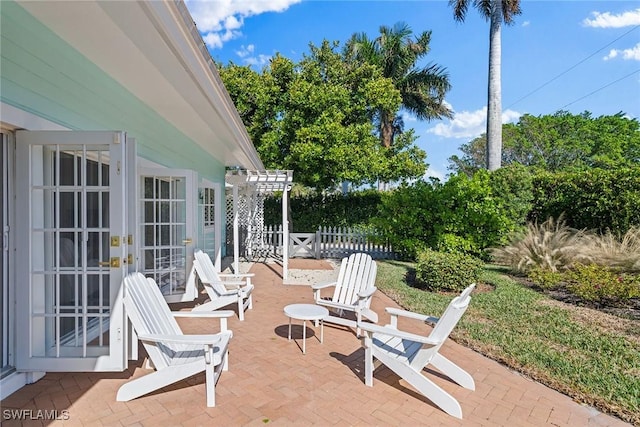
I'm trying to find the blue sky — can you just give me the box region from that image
[185,1,640,180]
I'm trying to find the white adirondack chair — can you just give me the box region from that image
[357,283,476,419]
[192,250,254,321]
[312,252,378,335]
[118,272,234,407]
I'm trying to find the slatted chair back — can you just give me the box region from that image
[123,272,183,369]
[410,283,475,370]
[332,253,377,305]
[193,250,228,296]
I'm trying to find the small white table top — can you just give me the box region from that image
[284,304,329,321]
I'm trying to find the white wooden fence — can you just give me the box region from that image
[250,225,397,260]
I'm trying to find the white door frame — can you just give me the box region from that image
[0,132,12,375]
[15,130,128,372]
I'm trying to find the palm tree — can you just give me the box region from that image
[450,0,521,170]
[345,22,452,149]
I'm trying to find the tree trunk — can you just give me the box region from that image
[486,0,503,171]
[379,110,394,148]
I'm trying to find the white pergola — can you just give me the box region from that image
[225,169,294,280]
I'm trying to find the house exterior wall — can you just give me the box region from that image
[1,1,225,183]
[0,1,252,397]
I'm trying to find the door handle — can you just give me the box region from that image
[99,257,121,268]
[182,238,193,245]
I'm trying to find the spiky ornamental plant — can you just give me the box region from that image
[491,216,593,273]
[585,226,640,273]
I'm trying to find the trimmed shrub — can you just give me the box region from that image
[565,263,640,305]
[527,266,564,290]
[415,249,483,292]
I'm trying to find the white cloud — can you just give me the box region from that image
[423,167,446,182]
[604,42,640,61]
[236,44,255,58]
[427,106,521,139]
[244,54,271,67]
[235,44,271,66]
[202,29,240,50]
[502,109,522,124]
[185,0,302,49]
[522,21,530,27]
[583,8,640,28]
[401,112,417,123]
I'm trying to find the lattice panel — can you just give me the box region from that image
[225,191,268,258]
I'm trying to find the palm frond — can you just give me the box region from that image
[449,0,470,21]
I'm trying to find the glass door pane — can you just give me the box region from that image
[32,147,111,358]
[139,170,195,302]
[198,186,216,259]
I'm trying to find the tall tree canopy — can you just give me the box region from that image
[449,0,522,171]
[448,111,640,175]
[219,40,428,190]
[344,22,452,149]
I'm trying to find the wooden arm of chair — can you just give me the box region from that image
[357,286,377,299]
[218,273,255,279]
[312,281,337,290]
[137,333,228,346]
[218,280,247,290]
[172,310,235,331]
[356,322,438,345]
[172,310,235,318]
[318,300,356,311]
[385,307,439,327]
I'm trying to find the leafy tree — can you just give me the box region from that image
[449,111,640,174]
[220,41,429,190]
[449,0,522,171]
[374,167,530,259]
[344,22,452,149]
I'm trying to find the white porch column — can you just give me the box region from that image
[282,184,289,281]
[247,191,253,260]
[233,183,239,273]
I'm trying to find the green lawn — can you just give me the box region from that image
[375,260,640,425]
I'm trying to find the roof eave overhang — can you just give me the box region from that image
[17,0,264,170]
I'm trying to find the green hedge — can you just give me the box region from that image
[261,166,639,260]
[530,167,640,234]
[263,190,381,232]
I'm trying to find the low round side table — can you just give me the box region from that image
[283,304,329,354]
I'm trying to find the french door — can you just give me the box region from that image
[198,181,222,271]
[1,133,10,376]
[139,169,196,302]
[15,131,127,372]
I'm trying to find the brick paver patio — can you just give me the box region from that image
[1,259,631,426]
